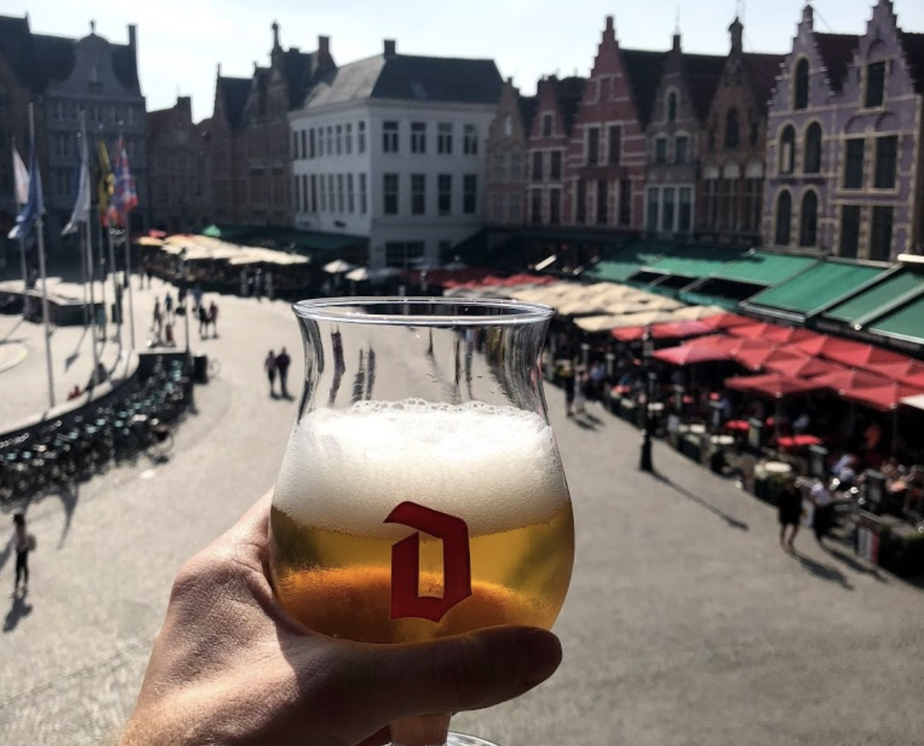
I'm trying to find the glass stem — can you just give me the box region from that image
[390,713,452,746]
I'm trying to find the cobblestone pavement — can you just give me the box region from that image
[1,282,923,746]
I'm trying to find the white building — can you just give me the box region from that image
[289,40,503,269]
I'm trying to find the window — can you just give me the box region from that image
[840,205,861,258]
[463,124,478,155]
[301,130,307,160]
[319,174,327,211]
[383,121,399,153]
[678,187,692,233]
[411,122,426,154]
[576,180,587,224]
[870,206,894,260]
[708,127,715,152]
[491,193,504,222]
[725,108,739,149]
[383,173,399,215]
[327,127,334,154]
[865,61,886,108]
[318,128,325,157]
[345,123,352,155]
[438,174,452,215]
[438,123,453,154]
[530,190,542,224]
[780,125,795,174]
[799,191,818,247]
[619,178,631,226]
[359,173,367,214]
[596,179,608,225]
[347,173,355,213]
[334,174,343,212]
[551,151,562,180]
[358,121,366,153]
[749,119,759,146]
[587,127,600,165]
[874,135,898,189]
[542,114,553,137]
[655,137,667,165]
[328,175,335,211]
[608,125,622,164]
[804,122,822,174]
[532,152,543,182]
[503,116,512,137]
[646,188,659,233]
[721,178,738,231]
[336,125,343,155]
[510,194,522,222]
[294,132,301,161]
[775,191,792,246]
[309,129,316,158]
[463,175,477,214]
[662,187,676,232]
[549,188,561,224]
[705,178,718,229]
[294,174,300,209]
[492,154,506,181]
[667,92,677,123]
[844,139,865,189]
[510,153,522,180]
[794,58,809,110]
[675,136,689,165]
[310,174,318,212]
[742,178,762,233]
[411,174,426,215]
[385,242,425,269]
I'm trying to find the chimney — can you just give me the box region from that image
[217,62,222,78]
[603,15,616,44]
[128,23,136,48]
[729,17,743,54]
[506,76,513,85]
[802,3,814,29]
[318,34,330,59]
[384,39,396,57]
[272,20,280,50]
[672,31,681,53]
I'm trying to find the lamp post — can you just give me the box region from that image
[179,248,191,356]
[639,326,655,473]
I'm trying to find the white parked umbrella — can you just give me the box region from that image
[346,267,370,282]
[324,259,355,274]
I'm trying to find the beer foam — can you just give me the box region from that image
[274,400,570,538]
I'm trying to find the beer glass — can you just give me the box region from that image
[269,298,574,746]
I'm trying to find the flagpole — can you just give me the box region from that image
[84,218,100,375]
[12,138,30,318]
[107,225,122,350]
[30,103,55,409]
[123,231,136,348]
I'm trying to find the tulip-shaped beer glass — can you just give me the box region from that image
[269,298,574,746]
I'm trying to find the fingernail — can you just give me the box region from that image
[518,629,562,687]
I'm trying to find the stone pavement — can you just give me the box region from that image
[1,282,923,746]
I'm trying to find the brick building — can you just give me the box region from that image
[644,32,724,237]
[699,18,784,244]
[147,96,211,232]
[484,77,535,226]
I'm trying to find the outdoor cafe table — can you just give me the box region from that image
[711,435,736,447]
[725,419,750,433]
[764,461,793,478]
[777,435,823,451]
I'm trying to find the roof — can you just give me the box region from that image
[110,39,140,92]
[281,47,324,108]
[622,49,668,125]
[815,33,859,92]
[900,32,924,94]
[683,53,726,120]
[743,53,784,108]
[0,15,41,91]
[517,93,538,133]
[556,76,586,135]
[217,76,251,130]
[306,53,503,109]
[708,251,818,287]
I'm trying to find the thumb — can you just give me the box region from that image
[337,626,561,739]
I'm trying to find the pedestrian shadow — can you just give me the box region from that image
[64,327,89,371]
[52,482,80,548]
[791,549,854,590]
[654,473,750,531]
[3,589,33,633]
[571,414,600,431]
[1,317,24,344]
[824,544,887,584]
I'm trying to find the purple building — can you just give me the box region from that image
[765,1,924,261]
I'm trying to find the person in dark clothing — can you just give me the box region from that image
[777,477,803,551]
[12,513,34,593]
[560,362,576,417]
[265,350,277,397]
[275,347,292,398]
[198,304,210,338]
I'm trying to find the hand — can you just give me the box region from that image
[119,493,562,746]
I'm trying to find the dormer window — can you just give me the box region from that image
[865,61,886,108]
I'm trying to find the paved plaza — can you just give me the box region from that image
[1,273,923,746]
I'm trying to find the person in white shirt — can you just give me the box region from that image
[810,480,835,544]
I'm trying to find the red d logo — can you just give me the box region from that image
[385,501,472,622]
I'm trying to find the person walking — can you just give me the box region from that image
[198,303,210,338]
[145,265,153,288]
[777,477,803,551]
[208,300,219,338]
[192,284,204,312]
[12,514,35,593]
[164,291,174,320]
[152,297,163,334]
[561,361,576,418]
[265,350,278,397]
[811,479,835,545]
[275,347,291,398]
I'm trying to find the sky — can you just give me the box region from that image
[13,0,924,123]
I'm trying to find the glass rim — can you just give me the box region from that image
[292,296,554,327]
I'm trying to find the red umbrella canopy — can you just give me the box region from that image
[842,383,924,412]
[795,335,908,371]
[698,312,753,331]
[809,368,893,393]
[728,323,819,345]
[725,373,823,399]
[652,345,732,366]
[729,341,794,371]
[763,354,840,379]
[858,359,924,385]
[614,319,714,342]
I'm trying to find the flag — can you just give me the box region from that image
[97,139,114,226]
[108,137,138,228]
[12,146,29,206]
[7,138,44,240]
[62,130,91,236]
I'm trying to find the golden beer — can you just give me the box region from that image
[269,400,574,644]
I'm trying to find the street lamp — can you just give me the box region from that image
[179,248,191,356]
[639,326,655,473]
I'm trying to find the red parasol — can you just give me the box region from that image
[810,368,894,393]
[653,345,733,366]
[728,323,820,345]
[841,382,924,412]
[762,353,840,379]
[613,319,714,342]
[794,335,908,371]
[725,373,823,398]
[698,312,754,331]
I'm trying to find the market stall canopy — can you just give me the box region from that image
[324,259,356,274]
[668,305,727,321]
[653,345,732,366]
[810,338,909,372]
[136,236,164,247]
[698,312,754,331]
[842,382,924,412]
[901,393,924,411]
[809,368,894,394]
[853,358,924,385]
[733,346,802,373]
[762,355,841,380]
[612,318,714,342]
[727,323,820,345]
[577,310,676,333]
[725,373,823,399]
[227,248,309,266]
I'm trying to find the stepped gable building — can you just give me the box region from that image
[568,16,666,231]
[484,77,536,225]
[526,74,584,226]
[210,22,335,225]
[764,4,859,254]
[644,30,724,237]
[699,17,784,244]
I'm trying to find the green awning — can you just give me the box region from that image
[641,245,747,280]
[746,261,887,315]
[824,270,924,324]
[868,295,924,345]
[707,251,818,287]
[585,242,674,283]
